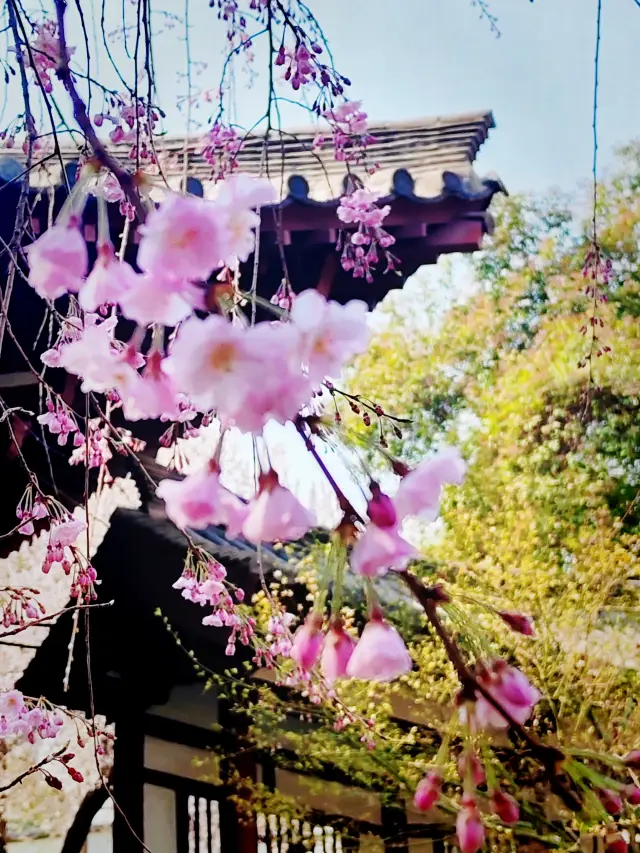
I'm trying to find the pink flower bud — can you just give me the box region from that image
[413,771,441,812]
[367,483,396,528]
[490,790,520,824]
[498,611,535,636]
[458,752,485,787]
[320,620,355,683]
[289,613,324,672]
[606,838,628,853]
[623,784,640,805]
[456,798,484,853]
[624,749,640,770]
[600,788,623,815]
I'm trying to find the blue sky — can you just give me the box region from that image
[145,0,640,195]
[6,0,638,195]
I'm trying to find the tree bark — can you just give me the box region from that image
[61,784,110,853]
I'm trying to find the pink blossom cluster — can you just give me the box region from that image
[337,187,397,282]
[42,517,98,601]
[68,418,113,468]
[37,397,82,447]
[173,556,255,655]
[20,20,72,94]
[158,465,316,544]
[94,95,160,162]
[289,609,412,684]
[0,586,45,629]
[200,123,244,181]
[0,690,65,742]
[16,489,48,536]
[319,101,376,166]
[349,448,467,578]
[461,659,541,732]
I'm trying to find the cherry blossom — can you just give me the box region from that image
[394,447,467,522]
[25,221,88,300]
[242,471,315,543]
[413,771,442,812]
[346,613,412,682]
[78,243,138,311]
[157,465,248,536]
[120,352,181,422]
[200,122,244,181]
[57,320,139,395]
[456,796,485,853]
[290,289,370,383]
[37,398,79,446]
[215,173,277,263]
[119,271,204,327]
[20,20,72,94]
[289,613,324,672]
[466,660,541,731]
[350,522,415,577]
[320,620,356,683]
[137,193,228,281]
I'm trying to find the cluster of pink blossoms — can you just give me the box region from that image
[200,122,244,181]
[93,95,160,162]
[289,609,412,685]
[337,187,397,282]
[1,586,45,629]
[0,690,64,742]
[316,101,376,166]
[173,554,254,654]
[37,396,82,447]
[20,20,72,94]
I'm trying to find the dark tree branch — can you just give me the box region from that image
[61,779,111,853]
[53,0,147,223]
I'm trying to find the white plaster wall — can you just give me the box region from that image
[144,784,177,853]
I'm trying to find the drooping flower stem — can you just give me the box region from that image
[400,571,582,812]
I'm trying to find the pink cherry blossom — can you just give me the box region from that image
[119,271,204,326]
[200,122,244,181]
[456,797,485,853]
[0,689,26,719]
[350,522,415,577]
[320,621,356,683]
[290,613,324,672]
[215,173,277,263]
[600,789,623,815]
[413,771,442,812]
[346,614,412,682]
[137,193,227,281]
[49,518,87,548]
[469,660,541,731]
[120,352,180,421]
[78,243,138,311]
[25,222,88,300]
[242,471,315,543]
[290,289,370,383]
[163,314,254,412]
[157,465,248,536]
[394,447,467,522]
[623,785,640,805]
[37,398,79,446]
[58,321,139,394]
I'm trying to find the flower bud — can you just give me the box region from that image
[458,751,485,787]
[367,483,397,528]
[413,771,441,812]
[456,797,484,853]
[45,774,63,790]
[490,790,520,824]
[623,784,640,805]
[498,611,535,636]
[624,749,640,770]
[599,788,623,815]
[606,838,628,853]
